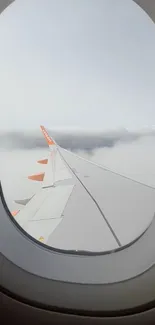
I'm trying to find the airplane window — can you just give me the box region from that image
[1,0,155,253]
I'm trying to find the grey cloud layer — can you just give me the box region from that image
[0,129,155,152]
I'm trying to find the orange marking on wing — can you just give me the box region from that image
[28,172,45,181]
[11,210,20,217]
[40,125,55,146]
[37,158,48,164]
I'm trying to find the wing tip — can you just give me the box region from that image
[40,125,55,146]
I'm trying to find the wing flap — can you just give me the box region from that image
[15,184,74,240]
[14,196,34,206]
[24,219,62,244]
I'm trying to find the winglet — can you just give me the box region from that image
[40,125,55,146]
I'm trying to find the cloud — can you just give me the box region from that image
[1,128,155,152]
[1,130,155,211]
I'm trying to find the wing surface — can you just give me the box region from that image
[12,126,155,251]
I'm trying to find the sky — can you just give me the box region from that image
[0,0,155,131]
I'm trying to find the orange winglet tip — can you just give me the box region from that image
[28,172,45,181]
[37,158,48,164]
[11,210,20,217]
[40,125,55,146]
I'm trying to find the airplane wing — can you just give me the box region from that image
[12,126,155,252]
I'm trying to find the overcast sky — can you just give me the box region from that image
[0,0,155,131]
